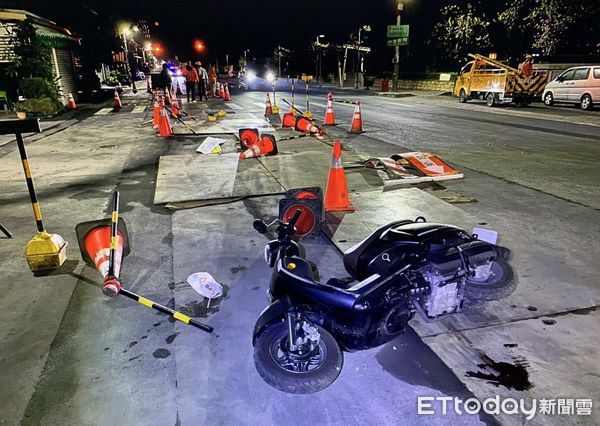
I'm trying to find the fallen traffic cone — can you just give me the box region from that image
[223,83,231,101]
[324,141,355,212]
[76,218,130,297]
[282,113,297,128]
[158,99,173,137]
[176,81,183,96]
[239,128,260,149]
[350,101,363,133]
[240,134,278,159]
[113,89,122,110]
[324,93,336,125]
[295,116,324,136]
[66,91,77,110]
[265,93,273,115]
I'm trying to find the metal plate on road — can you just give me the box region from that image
[387,24,409,38]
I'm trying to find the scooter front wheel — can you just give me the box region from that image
[253,321,343,394]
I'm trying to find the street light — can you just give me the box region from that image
[315,35,326,85]
[356,25,371,88]
[392,1,405,92]
[120,23,139,93]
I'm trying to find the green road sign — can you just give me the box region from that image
[387,37,409,47]
[387,25,410,39]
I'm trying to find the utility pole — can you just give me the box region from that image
[277,44,281,77]
[355,28,362,89]
[392,1,403,92]
[122,30,137,94]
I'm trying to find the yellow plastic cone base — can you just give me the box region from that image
[207,115,217,122]
[25,231,68,271]
[304,110,313,119]
[217,110,227,118]
[272,105,280,114]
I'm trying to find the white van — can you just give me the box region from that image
[542,66,600,111]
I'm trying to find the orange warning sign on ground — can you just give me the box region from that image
[396,152,460,176]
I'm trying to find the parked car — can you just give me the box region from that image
[542,65,600,111]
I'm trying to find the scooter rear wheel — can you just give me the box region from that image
[253,320,343,394]
[464,258,517,302]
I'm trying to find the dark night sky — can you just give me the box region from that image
[7,0,444,73]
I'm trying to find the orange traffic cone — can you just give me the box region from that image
[282,113,297,128]
[324,93,336,125]
[152,95,160,129]
[324,141,355,212]
[215,82,221,98]
[239,134,278,159]
[171,95,181,118]
[239,128,260,149]
[113,89,122,110]
[350,101,363,133]
[295,116,324,136]
[79,222,127,296]
[158,99,173,137]
[265,93,273,115]
[66,91,77,110]
[146,78,152,94]
[223,83,231,101]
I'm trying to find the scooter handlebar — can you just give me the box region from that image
[287,209,303,231]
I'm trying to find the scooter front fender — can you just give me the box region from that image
[252,298,292,346]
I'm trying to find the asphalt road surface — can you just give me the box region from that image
[1,88,598,425]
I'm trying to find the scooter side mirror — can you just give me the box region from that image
[253,219,268,234]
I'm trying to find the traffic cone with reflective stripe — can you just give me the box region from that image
[295,116,324,136]
[282,113,297,128]
[170,94,181,118]
[158,98,173,137]
[79,222,126,296]
[223,83,231,101]
[239,128,260,149]
[324,141,355,212]
[176,81,183,96]
[152,92,160,129]
[215,82,221,98]
[265,93,273,115]
[113,89,122,110]
[66,91,77,110]
[239,134,278,159]
[324,93,336,125]
[350,101,363,133]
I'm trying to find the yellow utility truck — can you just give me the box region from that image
[453,54,549,106]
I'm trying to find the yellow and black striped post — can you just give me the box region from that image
[107,191,120,281]
[16,133,44,233]
[119,288,214,333]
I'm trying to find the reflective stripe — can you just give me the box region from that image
[173,312,191,324]
[111,212,118,223]
[32,202,42,220]
[110,236,117,250]
[22,160,32,178]
[138,297,153,308]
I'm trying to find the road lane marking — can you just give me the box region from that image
[94,107,112,115]
[131,106,146,113]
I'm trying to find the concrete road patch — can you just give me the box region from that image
[154,153,284,204]
[422,308,600,426]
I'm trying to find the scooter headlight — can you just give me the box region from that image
[264,245,273,265]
